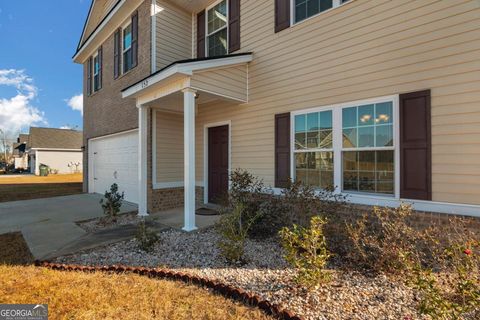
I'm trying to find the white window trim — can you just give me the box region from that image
[92,51,100,92]
[290,95,400,199]
[205,0,229,57]
[122,20,133,74]
[290,0,351,27]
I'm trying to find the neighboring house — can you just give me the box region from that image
[75,0,480,230]
[26,127,83,175]
[13,134,30,170]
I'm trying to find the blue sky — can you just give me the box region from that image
[0,0,91,135]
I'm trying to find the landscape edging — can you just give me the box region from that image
[34,260,304,320]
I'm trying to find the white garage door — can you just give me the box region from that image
[89,130,139,204]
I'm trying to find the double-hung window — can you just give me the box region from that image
[293,0,350,24]
[294,110,334,189]
[122,23,133,73]
[342,102,394,194]
[206,0,228,57]
[292,97,397,196]
[93,53,100,92]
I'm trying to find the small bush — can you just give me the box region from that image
[100,183,124,222]
[135,220,159,253]
[227,170,347,239]
[216,203,260,264]
[345,204,431,274]
[279,215,332,288]
[407,240,480,319]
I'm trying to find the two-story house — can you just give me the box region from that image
[75,0,480,230]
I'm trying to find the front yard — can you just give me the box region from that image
[54,169,478,320]
[0,265,272,320]
[0,173,83,202]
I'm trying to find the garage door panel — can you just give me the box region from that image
[90,130,139,204]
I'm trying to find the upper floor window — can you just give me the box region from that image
[206,0,228,57]
[122,23,133,73]
[87,47,102,95]
[293,0,350,24]
[114,11,138,79]
[93,53,101,92]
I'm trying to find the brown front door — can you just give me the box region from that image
[208,125,229,204]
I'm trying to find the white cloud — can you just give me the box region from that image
[60,125,71,129]
[65,93,83,115]
[0,69,46,134]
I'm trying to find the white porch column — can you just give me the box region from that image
[138,104,149,216]
[182,88,197,231]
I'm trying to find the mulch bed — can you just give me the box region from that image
[0,232,34,265]
[0,183,83,203]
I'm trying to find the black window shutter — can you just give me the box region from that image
[197,10,206,58]
[87,56,92,96]
[131,11,138,68]
[114,28,121,79]
[228,0,240,52]
[275,0,290,33]
[400,90,432,200]
[98,46,103,90]
[275,112,291,188]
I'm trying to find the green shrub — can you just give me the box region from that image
[216,203,260,264]
[227,170,347,239]
[407,240,479,319]
[135,220,159,253]
[279,215,332,288]
[100,183,124,221]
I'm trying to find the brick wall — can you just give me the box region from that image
[82,0,151,192]
[149,187,204,213]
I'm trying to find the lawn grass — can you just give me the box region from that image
[0,174,83,202]
[0,265,273,320]
[0,232,34,265]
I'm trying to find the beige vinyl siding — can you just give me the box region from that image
[191,65,248,101]
[187,0,480,205]
[155,111,184,183]
[155,0,192,69]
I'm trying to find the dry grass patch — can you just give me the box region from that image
[0,174,83,202]
[0,265,273,320]
[0,173,83,184]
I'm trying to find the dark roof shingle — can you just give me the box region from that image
[27,127,83,150]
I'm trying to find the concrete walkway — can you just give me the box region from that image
[0,194,137,259]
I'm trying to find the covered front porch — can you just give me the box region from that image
[122,53,252,231]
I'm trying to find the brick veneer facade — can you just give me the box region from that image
[82,0,151,192]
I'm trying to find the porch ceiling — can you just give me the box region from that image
[169,0,214,13]
[146,90,240,113]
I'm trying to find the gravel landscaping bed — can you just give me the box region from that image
[54,228,426,320]
[76,212,140,233]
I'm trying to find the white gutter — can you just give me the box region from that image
[29,148,83,152]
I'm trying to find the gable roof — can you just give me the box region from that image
[18,134,29,144]
[27,127,83,150]
[76,0,121,53]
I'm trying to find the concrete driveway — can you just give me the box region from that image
[0,194,137,259]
